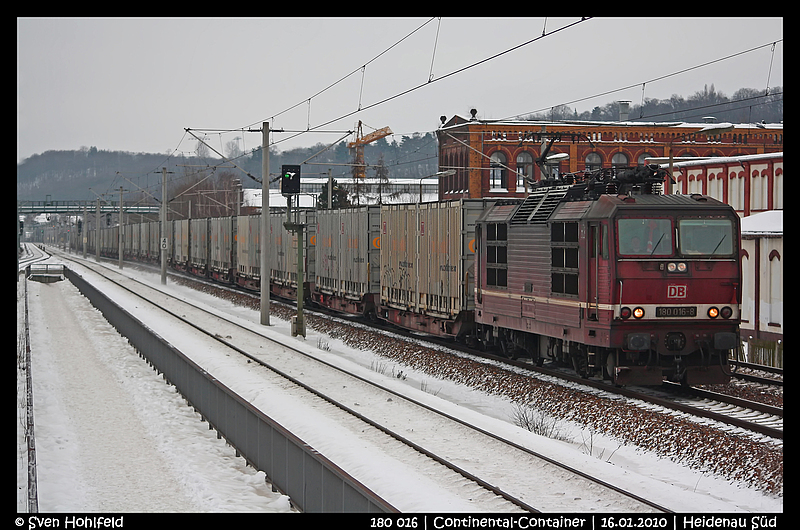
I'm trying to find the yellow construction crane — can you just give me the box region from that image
[347,121,392,179]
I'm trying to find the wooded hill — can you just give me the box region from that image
[16,132,439,203]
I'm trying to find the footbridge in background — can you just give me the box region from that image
[17,200,160,216]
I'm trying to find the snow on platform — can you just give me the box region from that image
[18,276,291,513]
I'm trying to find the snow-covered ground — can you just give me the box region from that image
[17,273,292,513]
[17,250,782,513]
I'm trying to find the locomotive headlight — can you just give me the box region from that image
[707,307,719,318]
[620,307,632,319]
[633,307,645,319]
[720,306,733,319]
[667,262,687,272]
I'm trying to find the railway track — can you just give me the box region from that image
[55,250,672,513]
[730,360,783,387]
[631,383,782,441]
[18,243,50,271]
[369,313,783,442]
[43,244,783,443]
[18,251,39,513]
[495,358,783,441]
[366,322,784,442]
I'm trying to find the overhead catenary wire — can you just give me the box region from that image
[502,39,783,123]
[175,20,780,191]
[257,17,595,150]
[183,17,592,177]
[185,129,261,184]
[242,17,439,133]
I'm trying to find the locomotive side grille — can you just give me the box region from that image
[511,186,569,225]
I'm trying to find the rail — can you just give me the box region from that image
[21,274,39,512]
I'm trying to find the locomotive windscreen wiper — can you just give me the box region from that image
[649,233,666,256]
[710,234,727,256]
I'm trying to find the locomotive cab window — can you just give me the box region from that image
[486,222,508,287]
[678,218,735,256]
[617,218,672,256]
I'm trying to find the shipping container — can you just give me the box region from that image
[172,219,190,270]
[100,226,119,258]
[189,218,209,274]
[269,209,316,301]
[313,206,381,317]
[379,199,491,337]
[209,216,235,281]
[236,214,261,289]
[123,222,138,258]
[144,221,161,262]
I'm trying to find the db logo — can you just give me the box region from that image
[667,285,687,299]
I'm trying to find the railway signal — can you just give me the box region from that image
[281,165,301,195]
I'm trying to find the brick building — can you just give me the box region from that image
[436,110,783,201]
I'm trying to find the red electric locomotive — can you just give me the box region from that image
[474,165,740,386]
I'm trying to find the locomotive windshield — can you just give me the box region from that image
[678,218,735,256]
[617,218,672,256]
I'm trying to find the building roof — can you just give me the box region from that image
[441,114,783,132]
[658,152,783,169]
[242,189,316,209]
[741,210,782,236]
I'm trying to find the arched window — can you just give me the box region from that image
[689,171,708,195]
[741,250,751,324]
[708,174,724,201]
[490,152,508,191]
[729,171,745,211]
[585,152,602,171]
[769,250,782,326]
[637,153,654,166]
[773,169,783,209]
[612,152,629,168]
[516,152,533,191]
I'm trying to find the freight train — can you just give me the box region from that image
[57,164,740,386]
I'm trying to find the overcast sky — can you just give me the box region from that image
[17,17,783,164]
